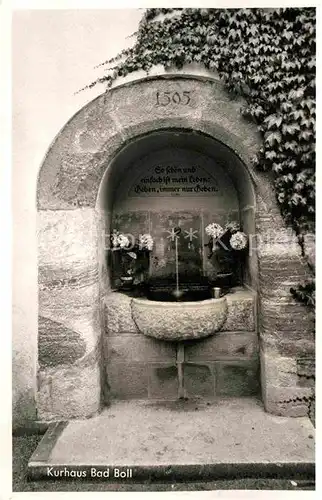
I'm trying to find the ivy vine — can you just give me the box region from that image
[83,7,315,306]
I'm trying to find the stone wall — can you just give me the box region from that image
[103,290,259,400]
[37,209,102,420]
[256,191,315,417]
[34,74,315,420]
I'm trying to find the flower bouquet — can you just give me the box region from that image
[111,231,154,289]
[205,221,248,287]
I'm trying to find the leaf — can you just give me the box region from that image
[300,130,312,141]
[282,122,300,135]
[288,88,305,100]
[272,163,283,173]
[284,141,299,152]
[291,193,306,206]
[265,131,282,146]
[307,57,315,69]
[264,114,283,129]
[265,150,277,160]
[283,30,293,41]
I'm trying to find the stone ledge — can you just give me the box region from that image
[28,398,315,481]
[104,288,255,335]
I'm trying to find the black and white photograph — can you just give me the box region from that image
[7,1,316,495]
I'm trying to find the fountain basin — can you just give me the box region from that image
[131,296,228,341]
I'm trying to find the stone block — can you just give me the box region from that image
[38,316,87,368]
[104,293,138,333]
[297,358,315,388]
[223,290,255,331]
[105,335,176,363]
[260,334,315,358]
[260,298,315,336]
[260,352,298,388]
[39,286,101,352]
[106,363,148,399]
[37,361,101,421]
[148,364,178,399]
[38,209,99,268]
[263,385,314,417]
[183,363,215,397]
[184,331,258,361]
[303,232,315,269]
[215,361,260,397]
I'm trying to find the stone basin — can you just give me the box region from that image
[131,296,228,341]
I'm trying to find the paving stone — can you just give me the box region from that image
[28,398,315,478]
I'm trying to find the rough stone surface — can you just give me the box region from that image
[104,335,176,363]
[38,209,99,269]
[106,363,149,399]
[303,232,315,269]
[215,361,260,397]
[222,289,255,331]
[131,297,228,341]
[183,363,215,397]
[260,352,298,388]
[38,316,87,368]
[37,78,262,210]
[263,386,314,418]
[148,364,178,399]
[37,358,101,421]
[297,358,315,388]
[260,334,315,358]
[184,331,258,361]
[104,293,138,334]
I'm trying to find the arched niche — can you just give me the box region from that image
[97,129,256,289]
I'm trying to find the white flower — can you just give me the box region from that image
[205,223,224,239]
[112,231,130,249]
[225,221,240,233]
[230,231,248,250]
[139,233,154,251]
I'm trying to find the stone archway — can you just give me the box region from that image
[37,75,314,420]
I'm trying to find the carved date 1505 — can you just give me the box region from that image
[155,91,192,107]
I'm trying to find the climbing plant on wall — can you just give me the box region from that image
[83,7,316,306]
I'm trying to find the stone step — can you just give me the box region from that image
[28,398,315,482]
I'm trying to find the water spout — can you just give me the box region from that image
[172,227,183,301]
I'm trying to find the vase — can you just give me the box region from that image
[120,276,134,290]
